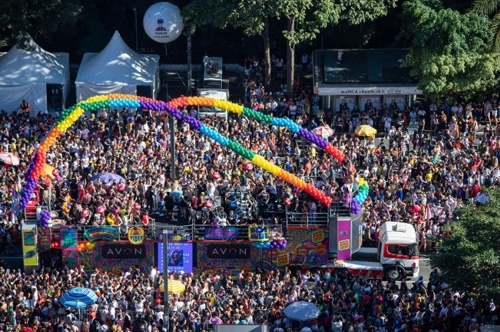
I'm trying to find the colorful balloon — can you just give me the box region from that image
[20,94,342,209]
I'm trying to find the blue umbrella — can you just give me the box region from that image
[91,173,126,184]
[283,301,320,321]
[59,287,98,308]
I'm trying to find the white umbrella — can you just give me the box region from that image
[312,125,334,138]
[0,152,20,166]
[283,301,320,321]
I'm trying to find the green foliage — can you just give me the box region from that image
[470,0,500,52]
[339,0,398,25]
[185,0,395,96]
[431,188,500,300]
[401,0,500,97]
[0,0,82,48]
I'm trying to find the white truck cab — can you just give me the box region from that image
[197,89,229,120]
[333,221,419,281]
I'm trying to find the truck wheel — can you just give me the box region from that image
[385,267,403,281]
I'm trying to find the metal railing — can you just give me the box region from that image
[285,211,329,227]
[284,203,351,227]
[193,223,283,241]
[328,202,351,217]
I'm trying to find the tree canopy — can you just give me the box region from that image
[431,188,500,300]
[184,0,395,96]
[0,0,82,48]
[470,0,500,52]
[400,0,500,98]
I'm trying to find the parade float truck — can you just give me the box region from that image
[332,221,419,281]
[197,89,229,120]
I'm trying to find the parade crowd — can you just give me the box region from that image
[0,65,500,330]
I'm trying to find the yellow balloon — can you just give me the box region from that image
[234,105,244,114]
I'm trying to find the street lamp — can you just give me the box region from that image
[133,7,139,51]
[162,229,170,332]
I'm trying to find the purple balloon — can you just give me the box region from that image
[351,200,361,214]
[39,210,51,227]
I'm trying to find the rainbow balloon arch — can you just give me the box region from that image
[18,94,369,218]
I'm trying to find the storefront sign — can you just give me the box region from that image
[318,86,422,96]
[127,226,145,245]
[207,244,250,259]
[204,226,239,240]
[102,244,146,259]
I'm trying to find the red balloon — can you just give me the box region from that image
[204,200,213,208]
[284,198,291,206]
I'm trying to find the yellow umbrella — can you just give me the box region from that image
[355,125,377,137]
[41,164,55,180]
[167,280,185,294]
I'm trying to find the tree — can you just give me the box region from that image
[471,0,500,52]
[0,0,82,48]
[185,0,396,97]
[400,0,500,98]
[431,188,500,300]
[183,0,275,87]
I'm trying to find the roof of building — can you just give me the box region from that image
[313,49,417,85]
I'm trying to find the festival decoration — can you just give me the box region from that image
[270,237,288,250]
[20,95,345,208]
[248,225,269,242]
[204,226,239,240]
[84,226,119,241]
[252,242,271,249]
[350,178,369,214]
[169,96,345,163]
[60,228,78,251]
[143,2,183,44]
[39,210,51,228]
[127,226,145,245]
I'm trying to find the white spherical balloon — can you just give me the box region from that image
[143,2,184,44]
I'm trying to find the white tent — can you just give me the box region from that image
[76,31,160,101]
[0,35,70,115]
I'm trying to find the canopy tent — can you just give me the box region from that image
[76,31,160,101]
[0,35,70,115]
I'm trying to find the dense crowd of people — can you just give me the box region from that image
[0,262,498,332]
[0,70,500,330]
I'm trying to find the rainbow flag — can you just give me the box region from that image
[11,176,22,216]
